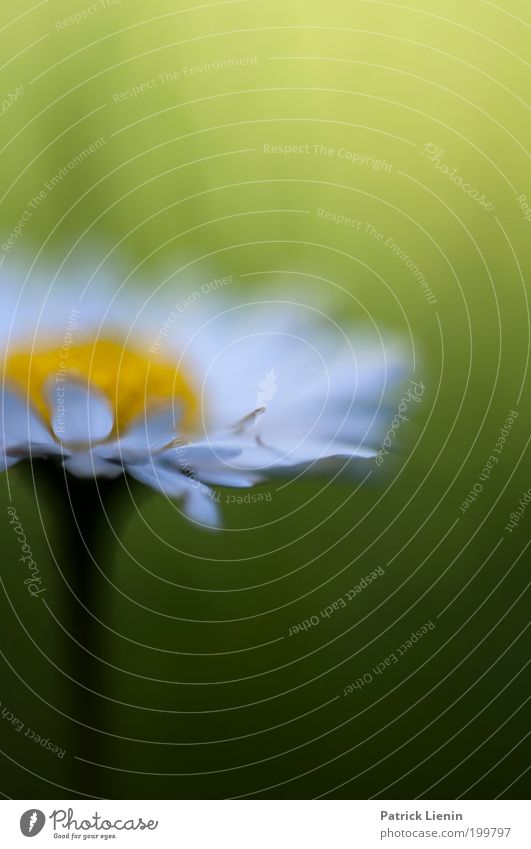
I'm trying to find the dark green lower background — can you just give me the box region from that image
[1,435,529,798]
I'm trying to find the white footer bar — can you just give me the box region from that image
[0,799,528,848]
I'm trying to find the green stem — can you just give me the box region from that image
[32,459,131,797]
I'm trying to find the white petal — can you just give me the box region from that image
[125,461,189,497]
[96,406,182,466]
[1,386,56,453]
[162,441,242,469]
[1,454,21,472]
[63,453,124,479]
[45,379,114,444]
[126,461,220,527]
[116,406,181,452]
[197,470,263,488]
[266,438,377,465]
[180,477,221,527]
[208,433,375,475]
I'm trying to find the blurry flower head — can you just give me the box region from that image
[1,272,409,526]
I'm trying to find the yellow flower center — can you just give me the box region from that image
[4,337,199,439]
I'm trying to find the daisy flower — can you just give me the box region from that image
[1,272,408,527]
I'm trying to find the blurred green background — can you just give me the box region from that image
[0,0,529,799]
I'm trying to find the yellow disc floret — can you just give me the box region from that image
[4,337,199,439]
